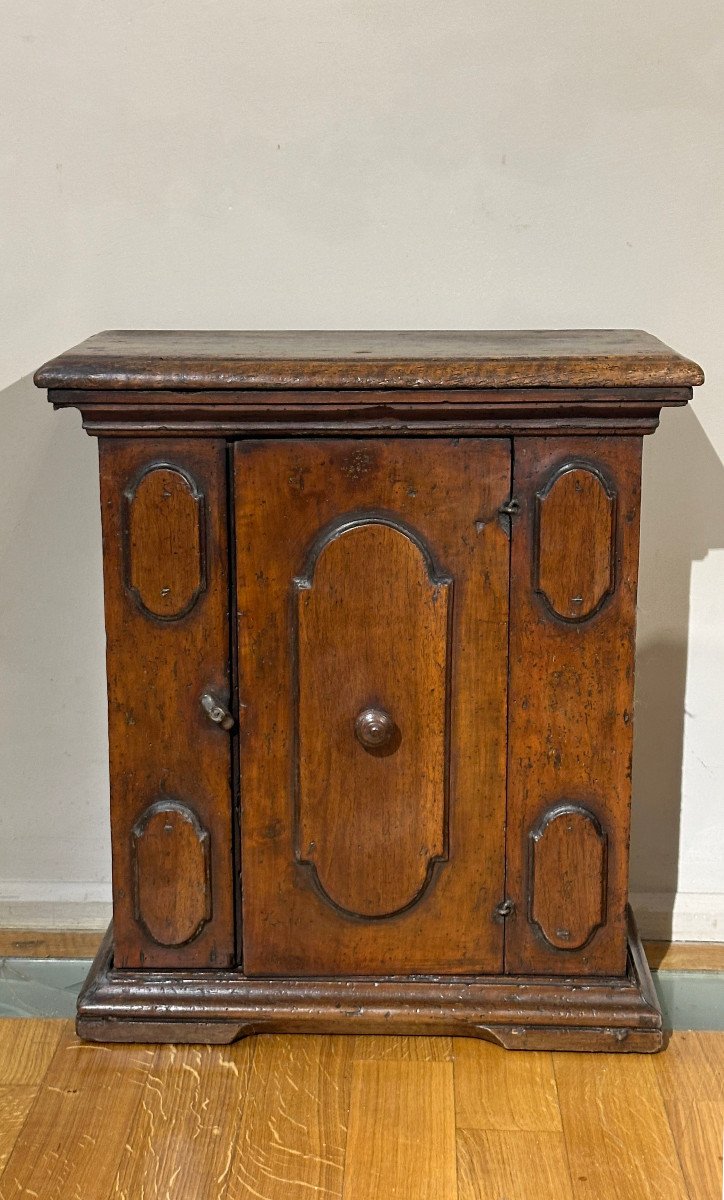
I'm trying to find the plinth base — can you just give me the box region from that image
[77,907,663,1052]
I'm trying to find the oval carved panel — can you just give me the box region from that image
[132,799,211,946]
[124,464,206,620]
[294,517,451,919]
[529,804,607,950]
[535,463,615,621]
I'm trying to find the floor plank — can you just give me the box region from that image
[654,1030,724,1103]
[0,1026,155,1200]
[352,1035,453,1061]
[225,1035,352,1200]
[0,1018,64,1085]
[454,1037,561,1131]
[554,1053,690,1200]
[662,1099,724,1200]
[343,1059,457,1200]
[0,1090,37,1176]
[0,1020,721,1200]
[457,1128,574,1200]
[654,1032,724,1200]
[0,930,104,959]
[644,941,724,972]
[112,1039,256,1200]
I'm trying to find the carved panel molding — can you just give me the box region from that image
[529,803,607,951]
[534,461,616,622]
[293,513,452,921]
[122,462,207,621]
[131,799,212,947]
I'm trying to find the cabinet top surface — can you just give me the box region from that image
[35,329,703,392]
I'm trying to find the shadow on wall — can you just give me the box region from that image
[631,403,724,937]
[0,372,110,925]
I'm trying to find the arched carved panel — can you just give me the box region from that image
[294,515,452,920]
[123,464,206,620]
[132,799,211,946]
[529,804,607,950]
[535,462,615,621]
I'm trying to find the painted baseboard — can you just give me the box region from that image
[1,885,722,943]
[631,892,724,942]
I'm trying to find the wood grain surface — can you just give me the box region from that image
[1,1023,721,1200]
[235,438,510,976]
[0,1024,155,1200]
[98,438,234,969]
[343,1060,457,1200]
[295,520,450,920]
[457,1129,574,1200]
[0,930,106,958]
[553,1053,691,1200]
[653,1032,724,1200]
[0,1090,37,1177]
[35,329,704,390]
[113,1040,255,1199]
[227,1036,352,1200]
[505,436,643,977]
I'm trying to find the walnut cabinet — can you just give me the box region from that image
[35,330,704,1050]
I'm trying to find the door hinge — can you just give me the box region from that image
[494,898,515,920]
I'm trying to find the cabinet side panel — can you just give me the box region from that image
[99,438,234,968]
[505,437,642,976]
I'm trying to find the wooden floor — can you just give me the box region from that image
[0,1022,721,1199]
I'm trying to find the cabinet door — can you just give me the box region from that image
[99,439,234,968]
[505,437,642,976]
[235,439,511,976]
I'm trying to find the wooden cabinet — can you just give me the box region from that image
[35,329,703,1051]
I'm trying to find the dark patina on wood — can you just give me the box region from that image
[35,329,704,1051]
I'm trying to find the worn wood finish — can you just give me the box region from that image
[131,800,212,947]
[529,806,608,951]
[99,438,234,968]
[235,439,510,977]
[2,1023,721,1200]
[124,462,206,619]
[113,1039,255,1199]
[505,437,643,977]
[535,463,615,620]
[35,329,704,390]
[35,329,704,1051]
[76,911,663,1050]
[48,386,692,440]
[351,1034,454,1061]
[0,1090,37,1178]
[226,1036,352,1200]
[296,520,450,920]
[0,1025,155,1200]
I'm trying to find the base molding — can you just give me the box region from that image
[77,907,663,1052]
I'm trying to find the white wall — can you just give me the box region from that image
[1,0,722,939]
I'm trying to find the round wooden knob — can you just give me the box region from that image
[354,707,395,750]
